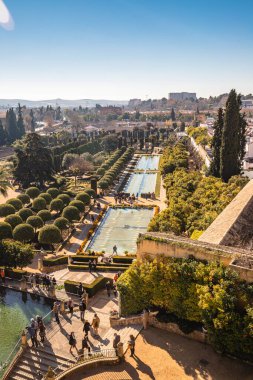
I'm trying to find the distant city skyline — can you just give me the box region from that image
[0,0,253,100]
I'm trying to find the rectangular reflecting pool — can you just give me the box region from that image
[136,155,160,171]
[87,208,154,254]
[124,173,157,195]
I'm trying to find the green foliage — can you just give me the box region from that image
[18,207,33,221]
[98,180,109,190]
[25,187,40,199]
[64,277,113,297]
[17,193,30,205]
[5,214,23,229]
[32,197,47,211]
[118,258,253,358]
[54,217,69,231]
[13,223,35,242]
[6,198,23,211]
[38,225,62,244]
[37,209,52,222]
[101,134,118,153]
[47,187,59,198]
[26,215,44,231]
[160,141,188,176]
[69,200,85,213]
[62,205,80,222]
[84,189,96,198]
[187,126,211,146]
[0,204,16,217]
[0,240,33,268]
[39,192,53,205]
[43,256,68,267]
[0,222,12,240]
[75,192,90,205]
[190,230,203,240]
[96,168,105,176]
[50,198,64,212]
[209,108,223,177]
[57,193,71,206]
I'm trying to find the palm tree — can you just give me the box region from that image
[0,168,11,197]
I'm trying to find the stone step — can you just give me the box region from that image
[101,324,142,348]
[30,346,76,362]
[23,350,75,368]
[12,369,34,380]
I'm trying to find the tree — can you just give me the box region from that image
[220,90,247,182]
[25,186,40,199]
[17,103,25,138]
[54,217,69,235]
[46,187,59,198]
[101,134,118,153]
[30,109,36,132]
[18,208,33,221]
[0,240,33,268]
[13,223,35,243]
[0,167,11,197]
[5,108,19,143]
[38,225,62,245]
[5,214,23,229]
[50,198,64,213]
[62,153,79,169]
[75,192,90,205]
[210,108,223,177]
[62,206,80,223]
[37,209,52,223]
[0,120,7,146]
[69,158,94,186]
[32,197,47,211]
[171,108,176,121]
[57,193,71,206]
[69,200,85,213]
[17,194,30,205]
[0,204,16,217]
[6,198,23,211]
[39,192,53,205]
[14,133,54,187]
[26,215,44,232]
[0,222,12,240]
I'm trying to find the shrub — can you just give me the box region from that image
[39,192,53,205]
[64,277,113,297]
[69,200,85,213]
[0,204,16,217]
[75,192,90,205]
[13,223,35,243]
[18,208,33,221]
[54,217,69,231]
[96,168,105,176]
[26,215,44,231]
[50,198,64,213]
[112,256,135,264]
[98,180,109,190]
[37,210,52,222]
[0,240,33,268]
[0,222,12,240]
[57,193,71,206]
[42,256,68,267]
[62,206,80,222]
[17,194,30,205]
[5,214,23,229]
[6,198,23,211]
[47,187,59,198]
[25,187,40,199]
[84,189,96,198]
[32,197,47,211]
[38,225,62,244]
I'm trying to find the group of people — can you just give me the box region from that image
[88,259,97,272]
[105,272,121,298]
[142,192,155,200]
[28,273,57,290]
[26,315,46,348]
[113,332,136,357]
[114,192,138,204]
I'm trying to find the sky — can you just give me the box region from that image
[0,0,253,100]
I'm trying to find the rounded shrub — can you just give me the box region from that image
[47,187,59,198]
[84,189,96,198]
[0,222,12,240]
[17,194,30,205]
[62,206,80,222]
[32,197,47,211]
[37,210,52,223]
[57,193,71,206]
[18,208,33,221]
[98,180,109,190]
[38,225,62,245]
[13,223,35,242]
[96,168,105,176]
[5,214,23,229]
[25,187,40,199]
[6,198,23,211]
[0,204,16,217]
[69,200,85,213]
[26,215,44,231]
[75,192,90,205]
[39,192,53,205]
[54,217,69,231]
[50,198,64,213]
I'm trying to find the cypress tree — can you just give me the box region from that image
[30,110,36,132]
[220,89,246,182]
[17,103,25,138]
[0,121,7,146]
[210,108,223,177]
[171,108,176,121]
[5,108,19,143]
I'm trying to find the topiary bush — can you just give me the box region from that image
[18,208,33,221]
[57,193,71,206]
[0,204,16,217]
[17,194,30,205]
[32,197,47,211]
[54,217,69,232]
[69,200,85,213]
[39,192,53,205]
[96,168,105,176]
[98,180,109,190]
[47,187,59,198]
[5,214,23,229]
[0,222,12,240]
[26,215,44,232]
[37,210,52,222]
[38,225,62,245]
[25,187,40,199]
[13,223,35,243]
[62,206,80,222]
[6,198,23,211]
[50,198,64,213]
[75,192,90,205]
[84,189,96,198]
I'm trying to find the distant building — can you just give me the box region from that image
[128,99,142,108]
[242,99,253,108]
[99,106,122,116]
[169,92,197,101]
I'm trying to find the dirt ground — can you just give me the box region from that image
[72,327,253,380]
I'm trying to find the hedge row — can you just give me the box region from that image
[42,256,68,267]
[112,256,135,264]
[0,267,27,280]
[64,276,113,297]
[67,264,128,272]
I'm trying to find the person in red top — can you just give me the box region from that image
[0,268,5,284]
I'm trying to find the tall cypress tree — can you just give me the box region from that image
[0,121,7,146]
[220,89,246,182]
[5,108,19,143]
[17,103,25,138]
[171,108,176,121]
[210,108,223,177]
[30,110,36,132]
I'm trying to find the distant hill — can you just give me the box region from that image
[0,98,128,109]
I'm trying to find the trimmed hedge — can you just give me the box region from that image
[112,256,135,264]
[68,264,128,272]
[64,276,113,297]
[43,256,68,267]
[71,255,97,263]
[0,267,27,280]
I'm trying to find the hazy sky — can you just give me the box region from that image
[0,0,253,100]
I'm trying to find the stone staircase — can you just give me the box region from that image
[100,324,143,351]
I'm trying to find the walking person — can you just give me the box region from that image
[105,280,111,297]
[91,313,100,336]
[113,245,117,255]
[53,301,60,324]
[88,260,93,273]
[82,335,91,354]
[67,298,74,318]
[83,320,91,338]
[38,318,46,342]
[69,332,78,354]
[113,333,120,355]
[78,282,84,297]
[128,334,135,357]
[0,268,5,284]
[112,283,117,298]
[79,299,86,321]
